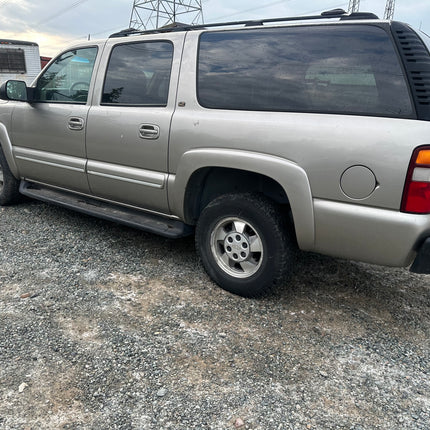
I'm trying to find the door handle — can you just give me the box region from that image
[139,124,160,140]
[68,117,85,131]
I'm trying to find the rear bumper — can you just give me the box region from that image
[410,237,430,274]
[312,199,430,268]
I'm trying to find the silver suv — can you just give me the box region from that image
[1,9,430,297]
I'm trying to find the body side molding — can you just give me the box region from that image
[87,160,166,189]
[13,146,86,172]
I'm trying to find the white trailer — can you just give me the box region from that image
[0,39,41,85]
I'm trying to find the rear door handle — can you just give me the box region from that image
[139,124,160,140]
[68,117,85,131]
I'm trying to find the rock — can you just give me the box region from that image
[18,382,28,393]
[234,418,245,428]
[156,388,168,397]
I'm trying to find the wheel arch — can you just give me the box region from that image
[183,166,289,220]
[0,122,19,178]
[168,148,315,251]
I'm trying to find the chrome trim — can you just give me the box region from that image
[87,169,163,188]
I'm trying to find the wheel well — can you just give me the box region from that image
[183,167,290,224]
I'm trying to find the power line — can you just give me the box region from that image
[213,0,288,21]
[213,2,349,22]
[36,0,90,26]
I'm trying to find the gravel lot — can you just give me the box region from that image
[0,199,429,430]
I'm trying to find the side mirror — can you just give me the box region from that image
[0,80,30,102]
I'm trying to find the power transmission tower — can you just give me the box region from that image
[129,0,204,30]
[384,0,395,20]
[348,0,360,13]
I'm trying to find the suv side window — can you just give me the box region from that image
[198,25,414,118]
[34,47,98,103]
[102,41,173,106]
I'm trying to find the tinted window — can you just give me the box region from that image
[102,41,173,106]
[198,25,414,117]
[35,47,97,103]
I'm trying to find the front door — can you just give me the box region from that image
[11,46,99,193]
[86,35,184,214]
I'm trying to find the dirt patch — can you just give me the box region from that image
[1,202,429,429]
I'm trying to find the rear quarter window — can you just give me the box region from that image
[197,25,414,118]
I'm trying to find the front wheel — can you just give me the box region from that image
[0,147,21,206]
[196,193,296,297]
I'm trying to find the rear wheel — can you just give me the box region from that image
[0,147,21,206]
[196,193,296,297]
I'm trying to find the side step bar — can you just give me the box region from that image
[19,181,194,239]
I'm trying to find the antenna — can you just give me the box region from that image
[348,0,360,13]
[129,0,204,31]
[384,0,395,20]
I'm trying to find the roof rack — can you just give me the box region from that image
[109,8,379,38]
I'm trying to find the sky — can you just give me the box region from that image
[0,0,428,57]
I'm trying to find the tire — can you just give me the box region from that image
[0,146,21,206]
[195,193,296,297]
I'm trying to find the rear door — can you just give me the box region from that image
[86,33,184,214]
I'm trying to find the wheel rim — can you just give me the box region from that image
[210,217,264,279]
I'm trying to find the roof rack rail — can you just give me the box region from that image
[109,8,379,38]
[341,11,379,20]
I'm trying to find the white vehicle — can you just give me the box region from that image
[0,39,41,85]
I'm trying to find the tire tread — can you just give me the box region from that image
[196,192,296,297]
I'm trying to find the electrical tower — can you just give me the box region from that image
[384,0,395,20]
[129,0,204,30]
[348,0,360,13]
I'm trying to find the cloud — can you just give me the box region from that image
[0,0,428,57]
[0,29,74,57]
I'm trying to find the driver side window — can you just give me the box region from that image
[34,47,98,104]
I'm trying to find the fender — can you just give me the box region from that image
[0,122,19,178]
[169,148,315,251]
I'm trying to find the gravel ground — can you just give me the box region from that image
[0,199,429,430]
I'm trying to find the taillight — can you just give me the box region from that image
[402,147,430,214]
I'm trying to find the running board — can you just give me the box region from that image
[19,181,194,239]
